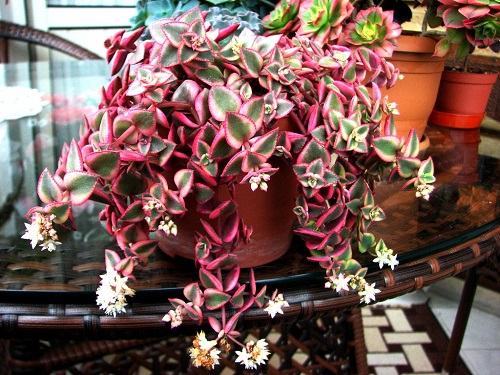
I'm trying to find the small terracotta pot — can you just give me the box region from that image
[430,70,499,129]
[156,159,298,268]
[383,35,447,140]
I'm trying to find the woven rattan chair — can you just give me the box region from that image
[0,20,101,61]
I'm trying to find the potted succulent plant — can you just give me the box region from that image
[424,0,500,128]
[22,8,435,371]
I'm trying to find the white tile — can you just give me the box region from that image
[402,344,434,372]
[375,366,399,375]
[385,309,412,332]
[384,332,431,344]
[363,316,389,327]
[364,327,388,353]
[367,353,407,366]
[377,290,429,307]
[461,349,500,375]
[362,307,373,316]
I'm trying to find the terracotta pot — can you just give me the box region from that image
[156,159,297,268]
[429,70,499,129]
[383,35,447,140]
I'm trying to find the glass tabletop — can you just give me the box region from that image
[0,60,499,304]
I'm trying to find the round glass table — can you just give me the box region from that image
[0,60,498,374]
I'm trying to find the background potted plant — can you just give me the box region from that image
[22,7,435,371]
[424,0,500,129]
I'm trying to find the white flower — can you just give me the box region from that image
[236,339,270,370]
[189,331,221,370]
[387,254,399,270]
[96,268,135,317]
[416,183,435,201]
[325,273,352,293]
[264,293,289,318]
[162,307,183,328]
[359,282,380,304]
[249,172,271,192]
[158,216,177,236]
[21,212,61,251]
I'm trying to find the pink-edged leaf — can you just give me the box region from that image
[204,288,231,310]
[172,111,199,129]
[121,200,146,222]
[223,264,240,292]
[199,268,223,291]
[254,285,267,307]
[130,239,158,260]
[208,199,236,219]
[184,282,203,306]
[250,128,278,159]
[63,171,98,205]
[200,219,223,245]
[174,169,194,198]
[403,129,420,158]
[115,257,135,277]
[224,112,257,149]
[221,151,245,177]
[209,128,234,160]
[229,284,246,308]
[105,249,121,270]
[184,304,203,322]
[242,152,267,172]
[208,316,222,333]
[111,170,148,196]
[44,201,72,225]
[294,227,327,239]
[194,183,215,203]
[208,86,242,122]
[66,139,84,172]
[85,151,120,180]
[119,150,148,162]
[241,47,263,78]
[165,190,186,214]
[249,268,256,295]
[37,168,63,204]
[221,212,239,243]
[130,109,155,136]
[297,139,329,164]
[275,98,294,119]
[206,254,238,271]
[224,312,241,333]
[239,97,264,129]
[373,136,402,162]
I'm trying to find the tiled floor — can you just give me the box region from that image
[363,277,500,375]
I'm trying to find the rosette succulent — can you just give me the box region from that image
[23,8,435,371]
[431,0,500,58]
[343,6,403,57]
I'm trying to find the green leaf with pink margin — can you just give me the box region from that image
[130,109,155,136]
[433,37,451,57]
[66,139,84,172]
[204,288,231,310]
[254,285,267,308]
[241,48,263,78]
[242,152,267,172]
[105,249,121,270]
[418,157,436,184]
[224,112,257,149]
[199,268,223,291]
[297,139,329,164]
[275,98,294,118]
[229,284,246,308]
[42,202,75,230]
[111,171,147,196]
[208,316,222,333]
[184,282,203,306]
[174,169,194,198]
[161,21,189,47]
[206,254,238,271]
[121,200,146,222]
[161,43,180,67]
[251,128,278,158]
[373,136,401,162]
[115,256,134,277]
[223,264,240,291]
[197,65,225,86]
[165,190,186,214]
[37,168,63,204]
[131,239,157,260]
[195,89,211,125]
[224,312,241,334]
[85,151,120,180]
[222,151,245,177]
[397,157,421,178]
[208,86,242,122]
[194,183,215,203]
[403,129,419,158]
[63,171,98,205]
[240,97,264,129]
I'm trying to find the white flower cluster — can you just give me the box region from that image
[373,246,399,270]
[325,273,351,293]
[249,172,271,191]
[358,282,381,304]
[416,183,435,201]
[158,216,178,236]
[264,293,289,318]
[21,212,61,252]
[325,273,381,304]
[189,331,221,370]
[162,306,183,328]
[235,339,270,370]
[96,268,135,317]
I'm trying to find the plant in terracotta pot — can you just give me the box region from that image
[21,8,436,370]
[422,0,500,128]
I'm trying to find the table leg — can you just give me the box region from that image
[442,267,478,374]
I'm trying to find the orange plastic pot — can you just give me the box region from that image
[383,35,447,140]
[430,70,499,129]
